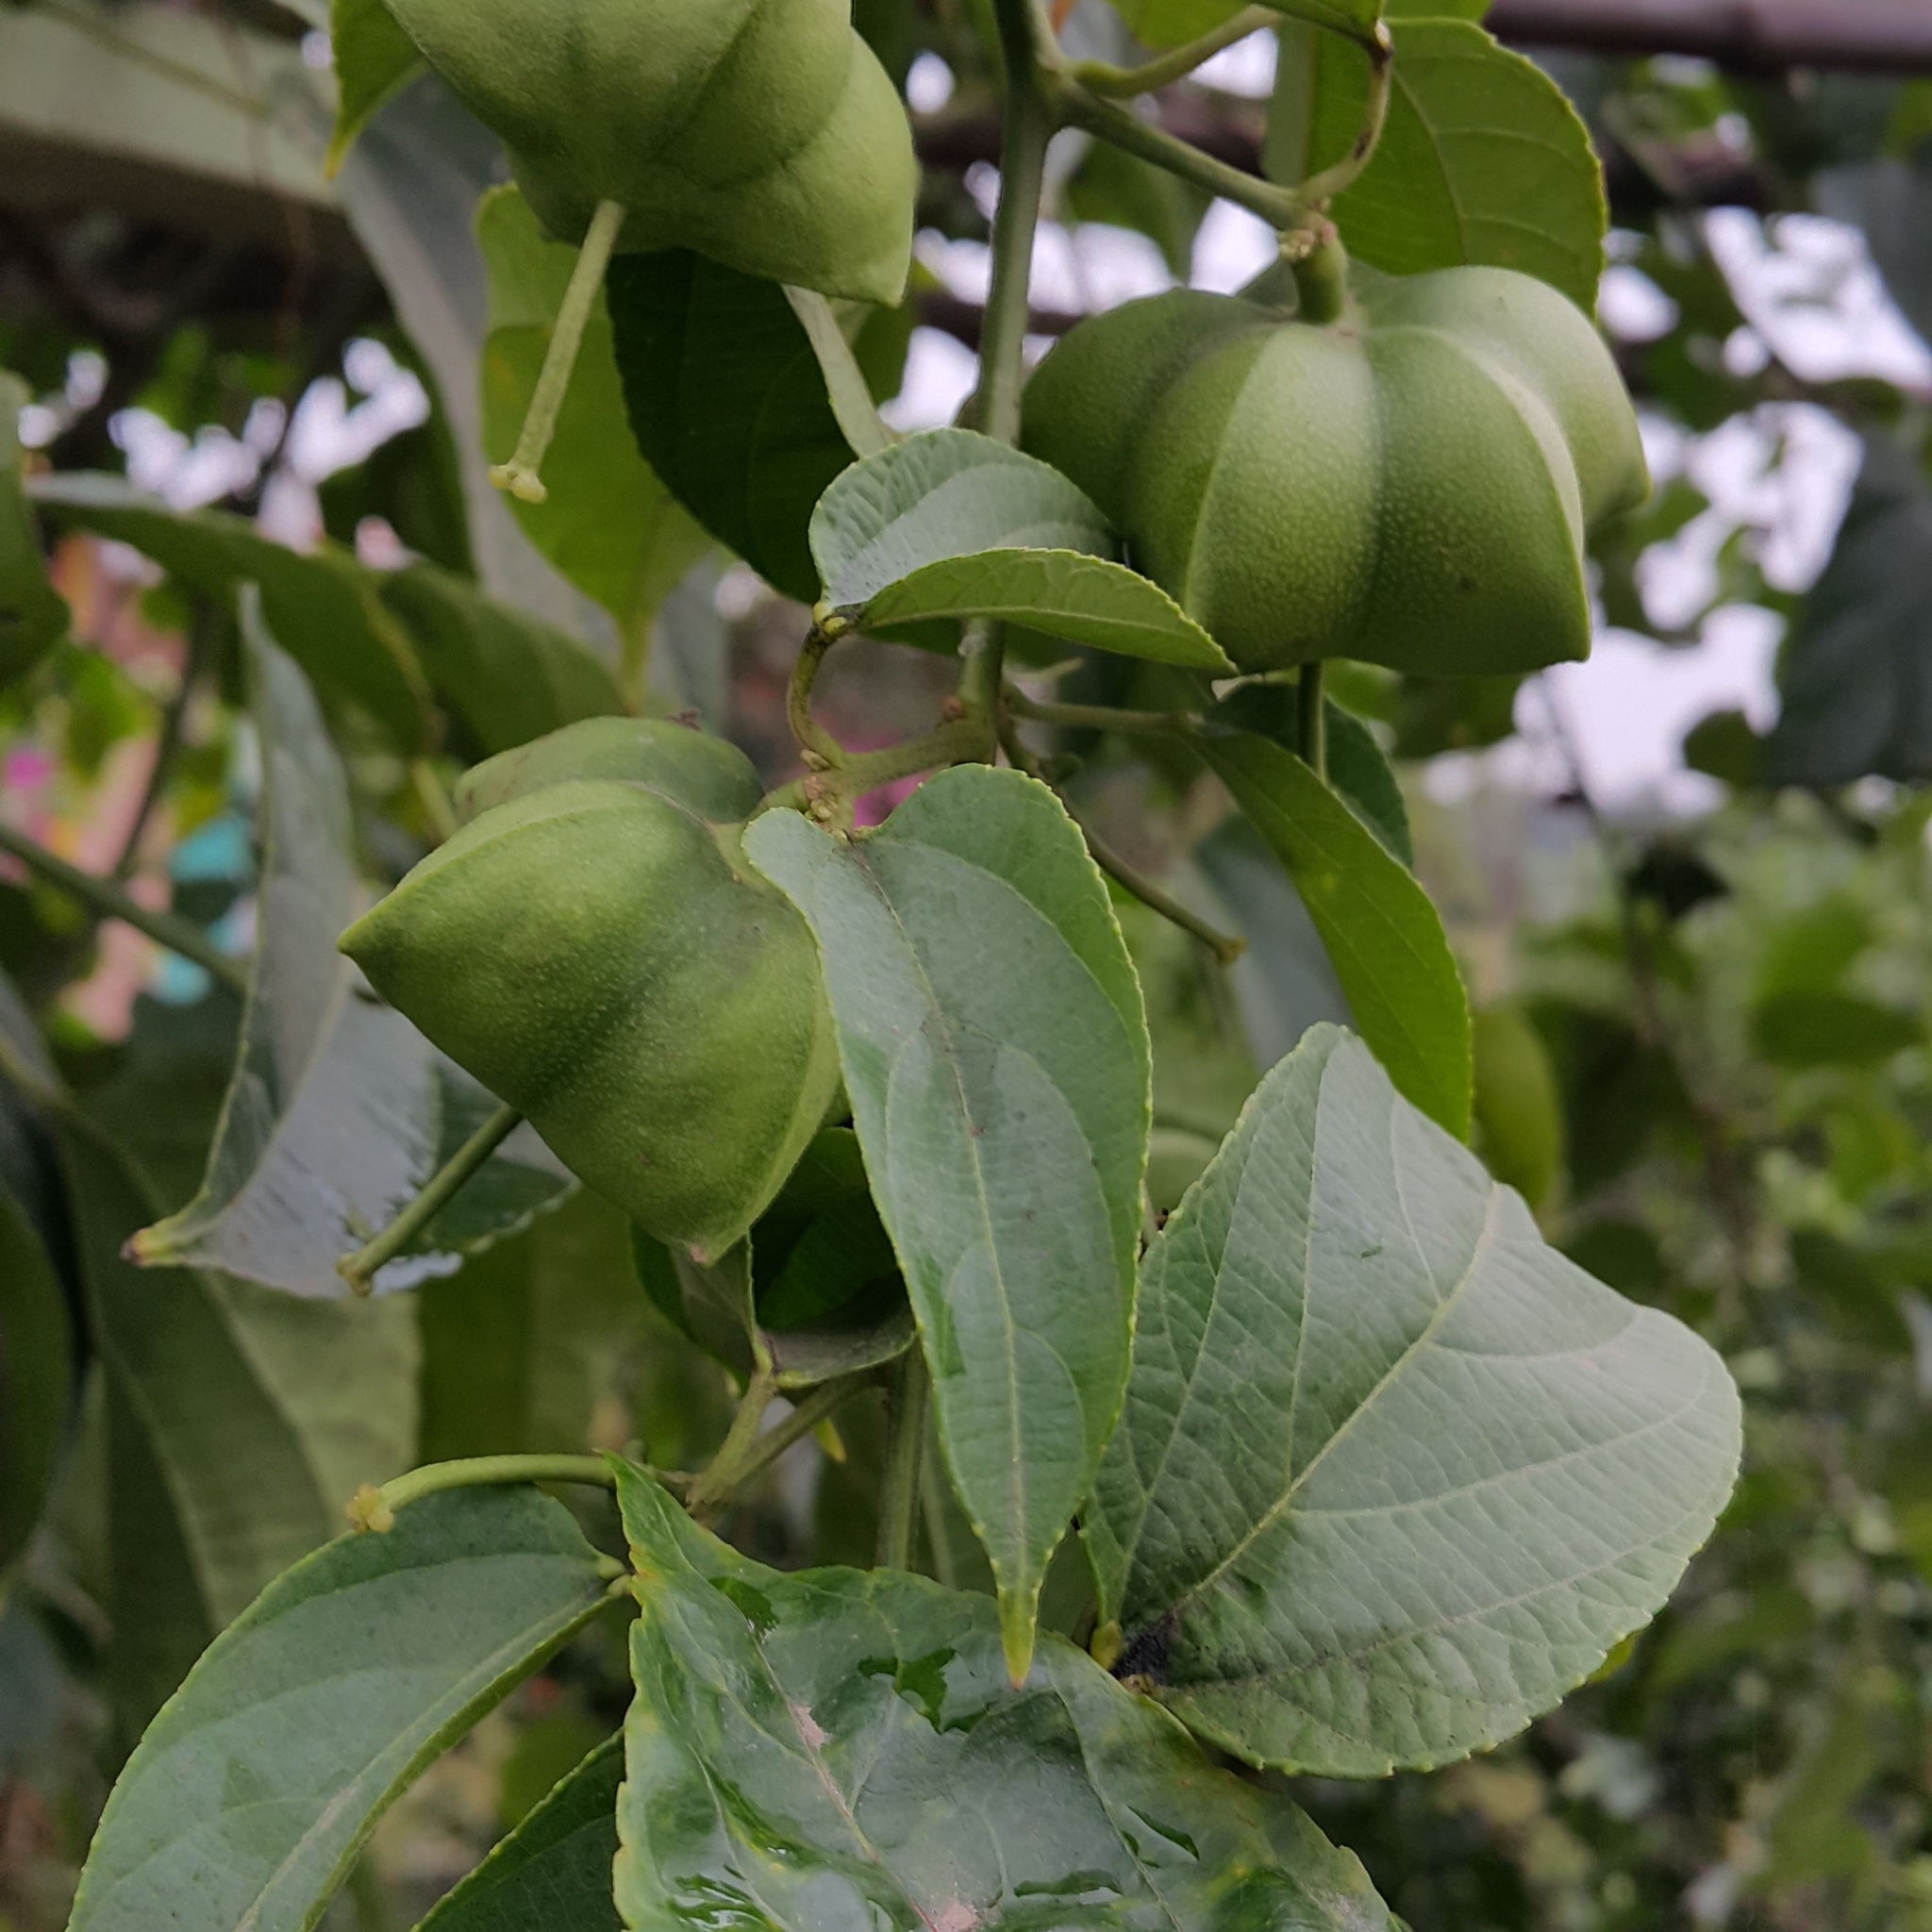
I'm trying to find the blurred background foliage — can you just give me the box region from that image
[6,2,1932,1929]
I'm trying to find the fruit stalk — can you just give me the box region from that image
[489,197,627,504]
[337,1100,524,1294]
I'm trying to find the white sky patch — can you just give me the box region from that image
[1706,208,1932,391]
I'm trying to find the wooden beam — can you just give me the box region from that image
[1488,0,1932,75]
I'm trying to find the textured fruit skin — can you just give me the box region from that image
[379,0,915,306]
[341,779,841,1262]
[1021,268,1648,676]
[456,717,763,824]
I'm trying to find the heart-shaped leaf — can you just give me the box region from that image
[1278,17,1606,311]
[131,598,574,1297]
[1087,1025,1742,1776]
[70,1486,616,1932]
[1,372,66,690]
[1199,726,1470,1137]
[812,430,1234,670]
[613,1463,1395,1931]
[746,769,1151,1678]
[420,1734,623,1932]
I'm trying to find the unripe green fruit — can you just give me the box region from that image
[378,0,915,306]
[341,779,840,1263]
[1021,267,1648,676]
[456,717,763,824]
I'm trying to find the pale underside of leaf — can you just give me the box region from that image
[132,605,572,1297]
[745,770,1149,1680]
[1090,1026,1742,1776]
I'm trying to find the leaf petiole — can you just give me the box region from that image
[1068,6,1278,97]
[347,1454,626,1533]
[875,1349,931,1571]
[999,717,1245,965]
[336,1101,523,1295]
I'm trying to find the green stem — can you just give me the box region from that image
[1071,5,1276,95]
[999,719,1245,964]
[337,1102,523,1295]
[685,1368,779,1521]
[1298,660,1327,779]
[0,819,247,994]
[920,1453,960,1589]
[724,1376,866,1492]
[1295,25,1393,206]
[489,197,626,505]
[759,714,990,828]
[1004,688,1195,737]
[1055,82,1304,231]
[978,8,1054,447]
[349,1454,621,1532]
[959,0,1057,735]
[787,622,847,768]
[784,288,895,459]
[876,1349,931,1572]
[1289,223,1351,325]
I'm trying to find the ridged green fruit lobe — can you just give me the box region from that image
[1022,267,1647,675]
[377,0,916,305]
[342,777,840,1262]
[455,717,763,824]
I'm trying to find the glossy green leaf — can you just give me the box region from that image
[0,1178,70,1576]
[608,250,857,603]
[476,187,708,639]
[421,1734,623,1932]
[58,1120,418,1730]
[1212,684,1413,865]
[70,1486,615,1932]
[131,601,573,1297]
[1,372,66,689]
[1765,437,1932,786]
[746,769,1151,1678]
[612,1463,1395,1931]
[28,473,435,749]
[1199,727,1471,1137]
[1087,1025,1741,1776]
[1288,18,1606,311]
[326,0,424,172]
[813,430,1234,671]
